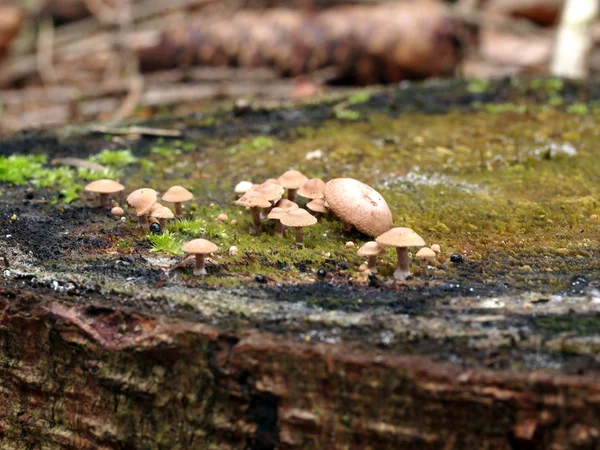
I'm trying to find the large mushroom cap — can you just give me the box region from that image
[234,181,254,194]
[235,191,271,208]
[253,182,285,202]
[162,186,194,203]
[376,227,425,248]
[126,188,157,216]
[182,238,218,255]
[323,178,393,237]
[280,209,317,227]
[84,179,124,194]
[306,198,327,214]
[151,205,174,219]
[278,170,309,190]
[297,178,325,199]
[357,241,385,257]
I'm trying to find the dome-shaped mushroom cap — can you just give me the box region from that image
[280,209,317,227]
[376,227,425,248]
[253,182,285,202]
[357,241,385,257]
[278,170,309,189]
[182,238,218,255]
[234,181,254,194]
[297,178,325,199]
[275,199,299,210]
[306,198,327,214]
[162,186,194,203]
[84,179,124,194]
[267,207,288,220]
[149,202,164,214]
[235,191,271,208]
[151,206,174,219]
[323,178,393,237]
[416,247,436,260]
[126,188,157,215]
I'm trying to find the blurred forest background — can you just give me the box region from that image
[0,0,596,132]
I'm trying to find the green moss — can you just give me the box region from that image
[148,231,184,256]
[90,149,138,167]
[0,154,47,184]
[535,316,600,337]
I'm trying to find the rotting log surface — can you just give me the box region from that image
[2,80,600,449]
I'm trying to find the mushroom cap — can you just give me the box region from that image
[151,206,174,219]
[253,182,285,202]
[235,191,271,208]
[264,178,280,185]
[306,198,328,214]
[275,199,299,210]
[278,170,309,190]
[84,179,124,194]
[357,241,385,257]
[280,208,317,227]
[267,207,288,220]
[234,181,254,194]
[323,178,393,237]
[111,206,124,216]
[182,238,218,255]
[431,244,441,254]
[126,188,157,216]
[376,227,425,248]
[297,178,325,199]
[162,186,194,203]
[149,202,164,214]
[416,247,436,260]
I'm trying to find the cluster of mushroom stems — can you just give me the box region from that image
[85,170,443,280]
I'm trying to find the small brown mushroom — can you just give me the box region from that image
[280,209,317,245]
[151,205,175,230]
[182,239,218,276]
[297,178,325,200]
[431,244,441,254]
[84,179,124,207]
[162,186,194,218]
[357,241,385,274]
[376,227,425,280]
[111,206,124,217]
[253,182,285,216]
[275,199,299,210]
[306,198,328,218]
[126,188,157,230]
[278,170,309,202]
[267,205,299,237]
[235,191,271,234]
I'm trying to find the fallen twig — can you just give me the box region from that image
[90,125,182,137]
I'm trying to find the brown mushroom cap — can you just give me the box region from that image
[280,209,317,227]
[357,241,385,257]
[149,202,164,214]
[264,178,280,185]
[182,238,218,255]
[253,182,285,202]
[235,191,271,208]
[275,199,299,210]
[151,206,175,219]
[111,206,124,216]
[267,207,288,220]
[278,170,309,190]
[162,186,194,203]
[297,178,325,199]
[84,179,124,194]
[323,178,393,237]
[126,188,157,216]
[376,227,425,248]
[416,247,436,260]
[306,198,328,214]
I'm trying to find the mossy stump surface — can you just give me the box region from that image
[2,79,600,449]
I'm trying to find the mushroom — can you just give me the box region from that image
[235,191,271,234]
[416,247,436,266]
[323,178,393,237]
[280,209,317,245]
[376,227,425,280]
[253,182,285,216]
[151,205,175,230]
[162,186,194,218]
[126,188,157,230]
[278,170,309,202]
[234,181,254,197]
[357,241,385,274]
[84,179,124,207]
[111,206,124,217]
[266,202,298,237]
[431,244,441,255]
[275,198,299,209]
[297,178,325,200]
[306,198,328,218]
[182,238,218,276]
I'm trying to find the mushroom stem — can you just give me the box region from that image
[275,220,284,237]
[138,214,149,230]
[343,222,352,232]
[394,247,410,280]
[174,202,183,218]
[99,193,110,207]
[295,227,304,245]
[194,254,207,275]
[158,218,167,230]
[288,189,296,202]
[250,207,262,233]
[367,255,378,274]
